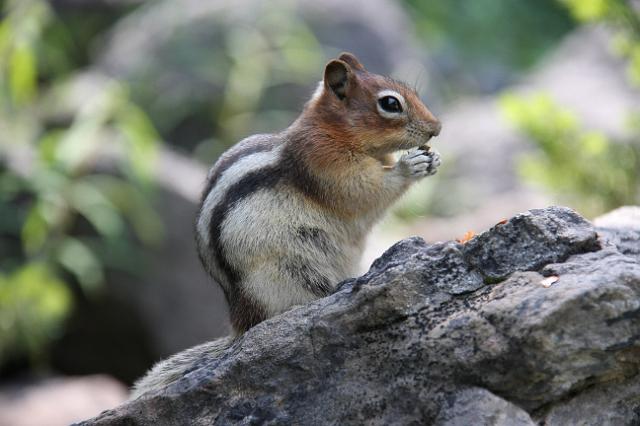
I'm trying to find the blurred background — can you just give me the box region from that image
[0,0,638,423]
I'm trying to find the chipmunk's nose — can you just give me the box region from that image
[428,120,442,137]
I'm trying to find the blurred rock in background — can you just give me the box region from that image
[96,0,429,159]
[0,375,127,426]
[364,26,638,265]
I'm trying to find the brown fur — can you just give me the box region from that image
[281,52,440,217]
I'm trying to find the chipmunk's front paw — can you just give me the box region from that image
[397,147,441,179]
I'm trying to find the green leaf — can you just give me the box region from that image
[55,237,104,292]
[83,174,164,246]
[37,130,64,166]
[580,132,608,156]
[68,180,125,238]
[0,262,71,365]
[628,43,640,86]
[559,0,610,22]
[21,204,49,255]
[116,102,159,183]
[9,42,37,105]
[52,82,120,172]
[53,115,103,173]
[502,91,639,215]
[126,194,164,247]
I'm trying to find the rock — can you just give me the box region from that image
[78,206,640,425]
[462,207,599,281]
[594,206,640,231]
[595,206,640,263]
[538,376,640,425]
[0,375,127,426]
[435,387,535,426]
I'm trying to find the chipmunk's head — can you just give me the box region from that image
[311,52,441,157]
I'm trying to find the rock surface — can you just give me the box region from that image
[79,206,640,425]
[595,206,640,263]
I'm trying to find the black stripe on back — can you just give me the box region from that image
[208,165,282,332]
[200,140,274,204]
[209,164,282,282]
[195,139,274,283]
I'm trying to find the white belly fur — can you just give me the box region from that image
[220,186,364,316]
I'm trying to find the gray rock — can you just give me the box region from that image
[463,207,599,281]
[537,376,640,425]
[594,206,640,231]
[597,227,640,262]
[595,206,640,262]
[79,206,640,425]
[435,387,535,426]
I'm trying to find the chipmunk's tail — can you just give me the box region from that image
[130,336,235,399]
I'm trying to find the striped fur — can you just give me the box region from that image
[194,53,442,334]
[195,136,366,331]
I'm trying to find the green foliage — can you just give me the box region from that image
[403,0,574,95]
[501,94,640,215]
[214,3,324,149]
[560,0,612,21]
[392,1,580,222]
[561,0,640,85]
[0,0,162,367]
[0,0,48,105]
[501,0,640,217]
[0,263,71,365]
[127,0,327,163]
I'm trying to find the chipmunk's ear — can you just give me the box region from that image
[324,59,354,101]
[338,52,365,71]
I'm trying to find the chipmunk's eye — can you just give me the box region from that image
[378,96,403,113]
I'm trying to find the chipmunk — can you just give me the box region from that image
[131,52,441,398]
